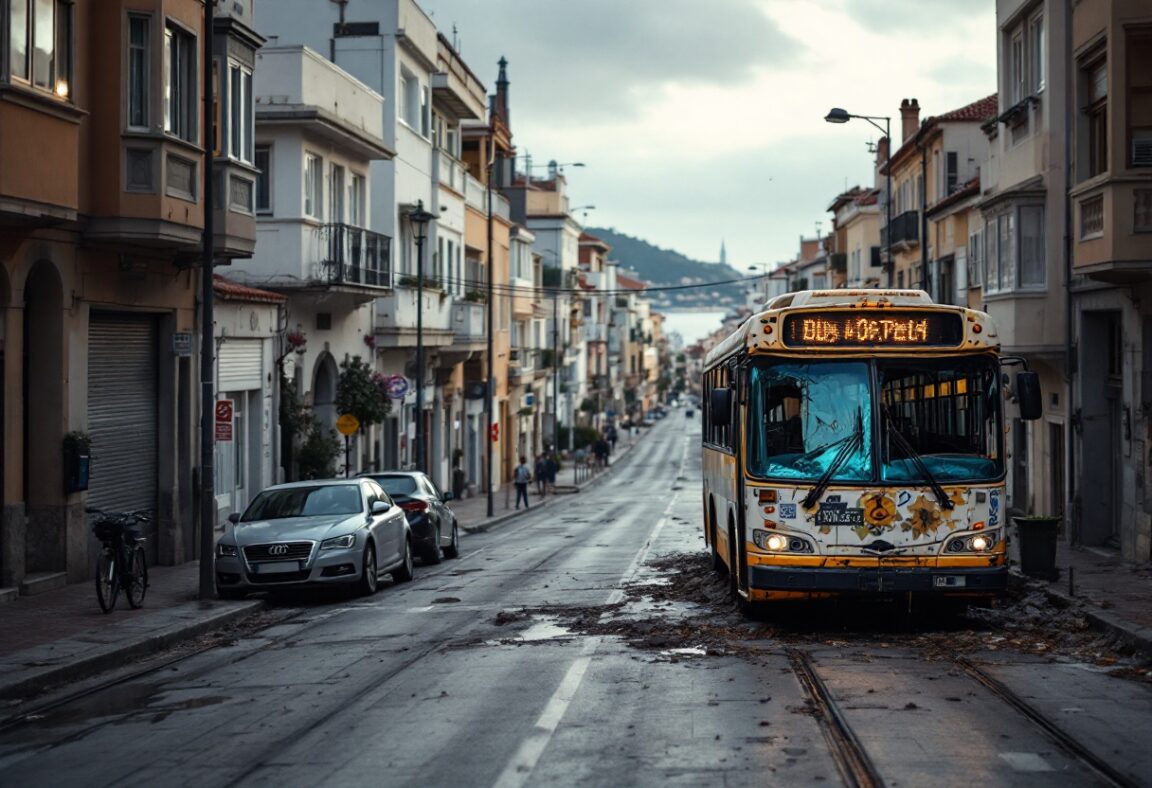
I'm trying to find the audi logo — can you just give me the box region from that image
[268,544,290,556]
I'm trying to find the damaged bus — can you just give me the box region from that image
[701,290,1041,611]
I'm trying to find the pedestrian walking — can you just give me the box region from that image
[514,456,532,509]
[607,425,618,454]
[534,454,547,497]
[545,451,558,494]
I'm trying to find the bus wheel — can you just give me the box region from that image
[727,525,740,599]
[708,506,724,574]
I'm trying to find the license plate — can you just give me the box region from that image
[934,575,966,588]
[252,561,300,574]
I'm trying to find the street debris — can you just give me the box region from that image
[492,551,1152,682]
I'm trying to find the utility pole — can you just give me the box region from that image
[485,138,495,517]
[198,0,216,601]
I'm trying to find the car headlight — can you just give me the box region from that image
[217,542,237,557]
[320,533,356,550]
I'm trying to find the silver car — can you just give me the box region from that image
[215,479,413,598]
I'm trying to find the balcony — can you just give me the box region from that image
[319,224,391,288]
[437,151,465,192]
[374,282,455,347]
[881,210,920,250]
[584,323,609,343]
[509,347,536,384]
[1071,181,1152,283]
[451,299,486,343]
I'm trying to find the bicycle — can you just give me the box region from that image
[89,507,150,613]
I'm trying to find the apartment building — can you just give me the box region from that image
[1068,0,1152,561]
[982,0,1069,524]
[0,1,259,593]
[827,186,882,289]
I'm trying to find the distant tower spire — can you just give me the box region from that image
[719,240,727,266]
[492,56,510,128]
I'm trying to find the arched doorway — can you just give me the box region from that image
[312,352,338,433]
[23,262,65,574]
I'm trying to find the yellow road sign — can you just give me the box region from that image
[336,413,360,436]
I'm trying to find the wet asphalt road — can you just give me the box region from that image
[1,417,1150,787]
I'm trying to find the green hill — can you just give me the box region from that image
[585,227,747,308]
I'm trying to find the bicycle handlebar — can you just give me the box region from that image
[86,507,153,522]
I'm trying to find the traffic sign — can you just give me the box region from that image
[336,413,360,436]
[215,399,233,442]
[490,422,500,442]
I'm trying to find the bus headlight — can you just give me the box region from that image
[752,529,813,553]
[944,530,1000,553]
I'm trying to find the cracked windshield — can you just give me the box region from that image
[3,1,1150,786]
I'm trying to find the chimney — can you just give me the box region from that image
[875,136,890,169]
[900,98,920,143]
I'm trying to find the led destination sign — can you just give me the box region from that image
[782,311,964,347]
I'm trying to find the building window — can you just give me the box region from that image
[421,85,430,138]
[1030,14,1045,93]
[1136,190,1152,233]
[968,226,984,287]
[164,22,197,143]
[254,145,271,213]
[228,62,253,163]
[304,153,322,219]
[1083,59,1108,178]
[1127,29,1152,168]
[400,69,420,130]
[350,173,365,226]
[127,15,149,129]
[1081,195,1104,239]
[329,163,344,224]
[8,0,71,97]
[1018,206,1045,287]
[1009,31,1025,105]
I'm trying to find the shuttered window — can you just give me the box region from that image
[218,340,262,390]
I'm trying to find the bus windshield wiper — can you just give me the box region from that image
[802,409,864,509]
[883,407,953,510]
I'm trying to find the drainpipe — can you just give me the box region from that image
[1063,0,1077,542]
[198,0,216,601]
[917,127,930,297]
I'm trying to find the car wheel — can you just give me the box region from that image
[356,543,379,596]
[443,520,460,559]
[423,518,444,565]
[393,537,414,583]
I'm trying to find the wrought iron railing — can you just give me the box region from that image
[321,224,391,288]
[881,210,919,248]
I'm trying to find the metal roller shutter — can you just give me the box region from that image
[218,341,263,391]
[87,313,159,520]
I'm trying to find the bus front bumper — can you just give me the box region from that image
[748,564,1007,594]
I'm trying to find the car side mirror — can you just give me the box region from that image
[442,491,454,502]
[1016,371,1042,420]
[371,500,390,514]
[227,513,241,524]
[709,388,732,428]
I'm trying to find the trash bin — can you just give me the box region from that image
[1014,516,1060,580]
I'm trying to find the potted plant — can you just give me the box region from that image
[63,431,92,493]
[1013,514,1062,580]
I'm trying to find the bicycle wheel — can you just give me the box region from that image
[95,548,119,613]
[125,545,148,609]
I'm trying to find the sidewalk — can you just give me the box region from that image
[0,428,654,702]
[0,561,261,701]
[1023,540,1152,657]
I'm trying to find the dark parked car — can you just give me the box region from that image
[360,471,459,564]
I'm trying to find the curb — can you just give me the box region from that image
[1013,568,1152,659]
[0,599,265,701]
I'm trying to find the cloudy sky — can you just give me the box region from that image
[420,0,996,269]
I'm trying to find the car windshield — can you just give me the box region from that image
[375,476,419,496]
[241,485,363,521]
[747,360,873,482]
[877,356,1002,482]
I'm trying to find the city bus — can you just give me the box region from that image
[701,290,1041,610]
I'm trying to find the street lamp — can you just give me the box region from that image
[409,199,436,474]
[825,108,893,288]
[570,204,596,223]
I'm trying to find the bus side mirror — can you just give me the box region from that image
[710,388,732,427]
[1016,371,1042,420]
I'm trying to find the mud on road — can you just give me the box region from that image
[498,552,1152,681]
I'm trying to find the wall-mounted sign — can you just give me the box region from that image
[172,332,193,356]
[385,374,409,399]
[215,399,234,442]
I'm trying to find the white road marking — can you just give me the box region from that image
[998,752,1055,772]
[491,433,691,788]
